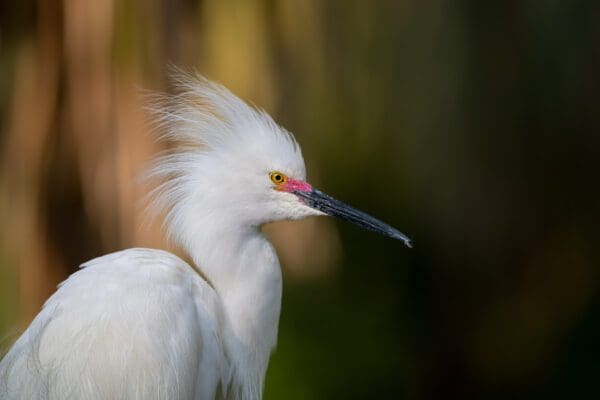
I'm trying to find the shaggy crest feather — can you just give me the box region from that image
[146,72,305,248]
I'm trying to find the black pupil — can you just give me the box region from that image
[276,175,282,181]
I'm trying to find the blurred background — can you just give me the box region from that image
[1,0,599,398]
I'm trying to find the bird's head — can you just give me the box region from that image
[149,73,411,248]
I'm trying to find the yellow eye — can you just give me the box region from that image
[270,171,287,185]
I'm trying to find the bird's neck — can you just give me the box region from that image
[187,218,282,398]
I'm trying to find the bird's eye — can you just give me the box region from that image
[270,171,287,185]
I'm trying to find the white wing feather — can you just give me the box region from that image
[0,248,229,400]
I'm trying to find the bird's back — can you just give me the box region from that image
[0,248,227,400]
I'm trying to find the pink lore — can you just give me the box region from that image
[283,179,312,193]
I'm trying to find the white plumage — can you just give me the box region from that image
[0,73,410,400]
[1,249,225,399]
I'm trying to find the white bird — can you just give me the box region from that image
[0,73,411,400]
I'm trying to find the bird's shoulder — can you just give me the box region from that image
[65,248,203,292]
[53,247,223,324]
[0,248,227,399]
[80,247,197,279]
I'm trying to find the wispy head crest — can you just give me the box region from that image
[147,69,300,153]
[143,70,304,244]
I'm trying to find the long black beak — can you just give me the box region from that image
[294,188,412,248]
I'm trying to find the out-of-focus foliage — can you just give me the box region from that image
[1,0,598,398]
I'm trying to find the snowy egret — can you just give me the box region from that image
[0,74,411,400]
